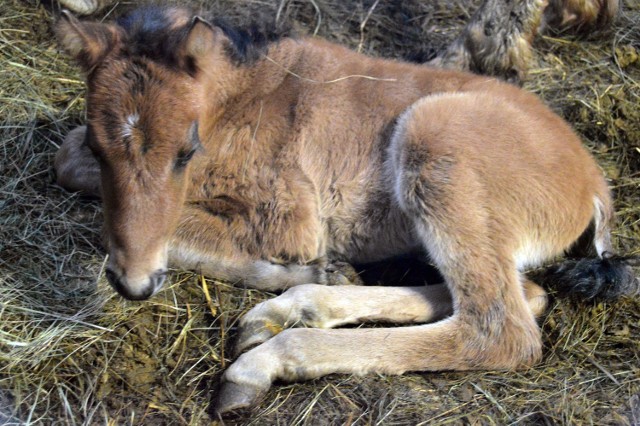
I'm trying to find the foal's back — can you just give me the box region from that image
[274,39,602,265]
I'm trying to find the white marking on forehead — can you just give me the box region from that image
[122,113,139,139]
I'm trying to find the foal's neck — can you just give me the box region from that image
[198,38,303,134]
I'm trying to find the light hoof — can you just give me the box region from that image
[214,380,266,416]
[59,0,102,15]
[233,321,282,357]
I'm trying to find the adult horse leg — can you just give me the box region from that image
[429,0,547,84]
[429,0,619,83]
[542,0,619,33]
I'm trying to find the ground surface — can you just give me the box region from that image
[1,0,639,424]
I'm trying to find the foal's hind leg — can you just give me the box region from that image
[55,125,101,197]
[233,284,453,355]
[523,279,548,318]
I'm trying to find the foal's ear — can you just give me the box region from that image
[56,10,120,73]
[179,16,224,74]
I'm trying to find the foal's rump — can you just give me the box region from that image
[389,89,605,270]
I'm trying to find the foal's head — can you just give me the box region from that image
[57,7,243,299]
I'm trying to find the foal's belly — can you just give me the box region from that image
[323,200,420,264]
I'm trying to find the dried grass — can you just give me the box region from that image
[0,0,638,424]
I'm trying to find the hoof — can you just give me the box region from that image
[326,261,364,286]
[59,0,103,15]
[233,321,282,357]
[214,380,266,416]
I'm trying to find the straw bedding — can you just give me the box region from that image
[0,0,638,424]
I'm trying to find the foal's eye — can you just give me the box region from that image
[175,148,197,170]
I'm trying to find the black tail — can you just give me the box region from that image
[544,255,638,301]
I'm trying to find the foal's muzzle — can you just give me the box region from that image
[105,268,167,300]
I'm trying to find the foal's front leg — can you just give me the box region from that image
[233,279,548,356]
[233,284,453,355]
[169,207,361,291]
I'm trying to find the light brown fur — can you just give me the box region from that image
[55,6,628,415]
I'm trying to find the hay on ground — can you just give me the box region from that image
[0,0,638,424]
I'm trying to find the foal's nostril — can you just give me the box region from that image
[105,268,154,300]
[105,268,130,297]
[105,268,118,288]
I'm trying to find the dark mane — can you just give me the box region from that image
[115,5,285,67]
[212,17,286,65]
